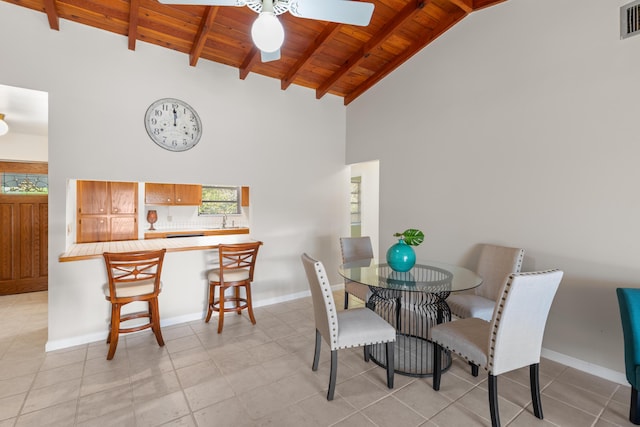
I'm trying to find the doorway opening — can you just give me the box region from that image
[0,83,49,295]
[349,160,379,257]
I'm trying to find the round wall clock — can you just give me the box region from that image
[144,98,202,152]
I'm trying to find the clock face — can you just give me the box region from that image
[144,98,202,152]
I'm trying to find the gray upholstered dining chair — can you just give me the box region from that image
[447,243,525,321]
[340,236,374,309]
[301,253,396,400]
[431,269,563,427]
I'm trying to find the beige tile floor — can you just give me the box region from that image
[0,290,635,426]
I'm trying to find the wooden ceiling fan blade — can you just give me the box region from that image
[158,0,244,6]
[261,49,281,62]
[289,0,374,26]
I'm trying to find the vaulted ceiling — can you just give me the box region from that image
[3,0,507,105]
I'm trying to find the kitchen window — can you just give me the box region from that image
[199,186,240,215]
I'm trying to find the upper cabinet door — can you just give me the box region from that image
[145,183,174,205]
[110,182,137,214]
[77,181,108,214]
[175,184,202,205]
[145,183,202,206]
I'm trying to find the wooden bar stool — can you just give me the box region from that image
[205,242,262,333]
[103,249,166,360]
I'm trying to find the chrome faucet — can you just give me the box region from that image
[222,214,227,229]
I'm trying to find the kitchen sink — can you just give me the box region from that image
[204,226,241,230]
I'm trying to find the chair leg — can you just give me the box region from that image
[150,298,165,347]
[344,291,349,309]
[106,303,116,344]
[432,342,442,390]
[205,283,215,323]
[488,374,501,427]
[363,344,370,362]
[327,349,337,401]
[217,285,226,333]
[631,386,640,425]
[245,284,257,325]
[235,286,242,315]
[312,329,321,371]
[107,304,121,360]
[386,341,394,389]
[530,363,543,419]
[470,362,479,377]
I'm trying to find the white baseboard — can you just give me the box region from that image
[45,288,319,352]
[541,348,627,386]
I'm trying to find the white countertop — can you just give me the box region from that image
[59,234,259,262]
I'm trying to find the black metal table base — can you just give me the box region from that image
[368,334,451,377]
[366,265,454,377]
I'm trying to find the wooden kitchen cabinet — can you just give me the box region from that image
[77,180,138,243]
[110,216,138,241]
[144,183,174,205]
[110,181,137,214]
[241,186,250,207]
[175,184,202,205]
[145,183,202,206]
[77,216,109,243]
[77,180,109,214]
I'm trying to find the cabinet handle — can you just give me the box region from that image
[113,208,118,213]
[177,198,182,202]
[99,208,104,212]
[167,198,171,202]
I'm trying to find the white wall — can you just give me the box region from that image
[347,0,640,379]
[0,3,350,347]
[0,132,48,162]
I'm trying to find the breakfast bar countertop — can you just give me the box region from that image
[58,234,258,262]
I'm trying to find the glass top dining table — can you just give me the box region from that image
[339,259,482,294]
[338,259,482,377]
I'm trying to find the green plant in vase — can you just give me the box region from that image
[387,228,425,272]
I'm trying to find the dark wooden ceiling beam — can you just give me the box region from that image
[190,6,219,67]
[344,8,466,105]
[448,0,473,13]
[43,0,59,31]
[239,47,261,80]
[315,0,429,99]
[281,23,341,91]
[128,0,140,51]
[474,0,509,10]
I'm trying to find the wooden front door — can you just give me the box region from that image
[0,162,48,295]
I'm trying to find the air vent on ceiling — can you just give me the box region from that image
[621,0,640,39]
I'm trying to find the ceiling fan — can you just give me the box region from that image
[159,0,375,62]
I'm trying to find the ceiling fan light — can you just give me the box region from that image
[251,12,284,53]
[0,114,8,136]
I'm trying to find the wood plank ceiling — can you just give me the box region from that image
[3,0,507,105]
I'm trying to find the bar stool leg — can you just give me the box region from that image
[205,282,215,323]
[235,287,242,315]
[107,304,121,360]
[245,283,256,325]
[150,298,165,347]
[217,285,226,333]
